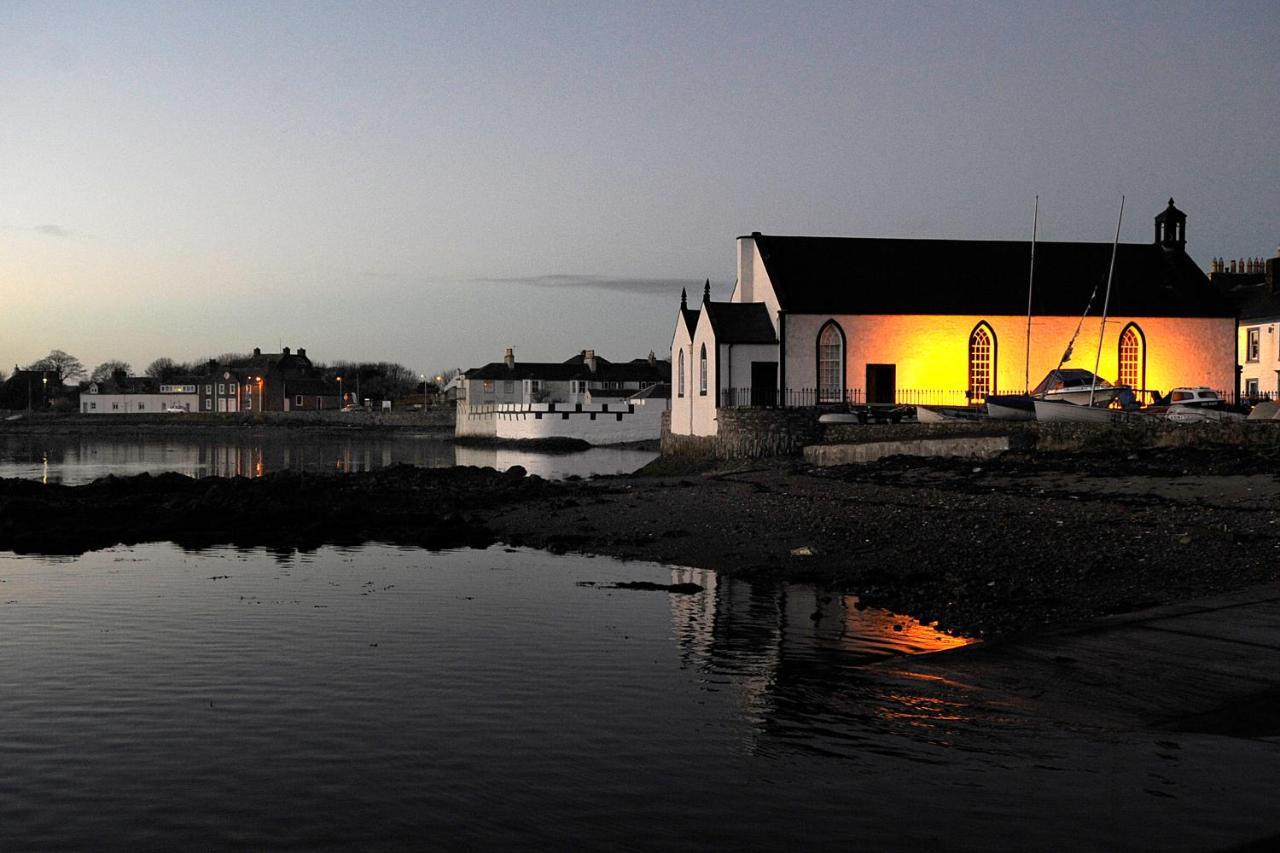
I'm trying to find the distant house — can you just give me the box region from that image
[2,368,62,410]
[1212,252,1280,399]
[80,376,201,414]
[229,347,337,412]
[672,199,1239,436]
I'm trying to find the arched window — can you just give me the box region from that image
[817,321,844,403]
[699,344,708,396]
[677,349,685,398]
[1118,323,1145,393]
[968,322,996,402]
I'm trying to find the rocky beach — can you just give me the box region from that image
[3,430,1277,640]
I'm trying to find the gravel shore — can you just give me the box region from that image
[2,444,1277,639]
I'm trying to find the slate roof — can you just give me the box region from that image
[703,301,778,344]
[748,235,1233,319]
[628,383,671,400]
[466,353,670,383]
[1214,264,1279,322]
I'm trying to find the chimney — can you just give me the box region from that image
[297,348,306,358]
[1268,255,1278,293]
[253,347,261,356]
[504,347,515,369]
[282,346,290,356]
[648,350,656,367]
[584,349,596,373]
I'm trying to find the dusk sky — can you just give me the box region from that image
[4,1,1278,379]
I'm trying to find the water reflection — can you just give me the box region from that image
[669,568,977,756]
[0,433,656,483]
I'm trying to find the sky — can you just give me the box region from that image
[3,0,1278,380]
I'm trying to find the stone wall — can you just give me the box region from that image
[660,407,822,459]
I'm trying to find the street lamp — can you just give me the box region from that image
[41,373,48,409]
[420,374,427,414]
[336,375,343,408]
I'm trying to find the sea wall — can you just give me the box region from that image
[457,400,666,445]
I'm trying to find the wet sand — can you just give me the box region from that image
[1,444,1277,640]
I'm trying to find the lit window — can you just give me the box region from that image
[818,322,843,403]
[968,323,995,402]
[483,380,494,394]
[1248,328,1260,363]
[699,344,708,396]
[1118,325,1144,390]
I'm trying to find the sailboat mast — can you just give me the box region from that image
[1024,195,1038,392]
[1089,195,1125,407]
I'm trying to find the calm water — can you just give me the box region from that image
[0,433,657,483]
[3,544,1278,851]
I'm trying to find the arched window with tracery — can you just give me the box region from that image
[968,322,996,402]
[1118,324,1145,393]
[817,321,845,403]
[677,349,685,398]
[699,344,708,396]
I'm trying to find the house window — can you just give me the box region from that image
[295,395,304,406]
[530,380,542,393]
[968,322,995,402]
[205,384,213,394]
[1247,327,1260,363]
[90,402,96,411]
[218,383,225,394]
[139,402,146,410]
[503,380,514,394]
[1118,324,1144,391]
[817,321,844,403]
[112,403,119,411]
[699,344,708,396]
[1246,378,1260,398]
[245,397,252,410]
[204,399,212,411]
[678,350,685,398]
[483,380,494,393]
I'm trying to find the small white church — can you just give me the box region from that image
[671,200,1238,436]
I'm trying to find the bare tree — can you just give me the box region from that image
[90,360,133,383]
[26,350,85,383]
[145,357,178,379]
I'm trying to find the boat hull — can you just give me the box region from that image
[985,395,1035,421]
[1033,399,1119,423]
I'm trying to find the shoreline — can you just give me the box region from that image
[2,439,1277,640]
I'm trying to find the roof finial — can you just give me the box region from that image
[702,278,710,304]
[680,287,687,309]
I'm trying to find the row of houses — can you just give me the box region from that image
[78,347,337,414]
[671,199,1275,437]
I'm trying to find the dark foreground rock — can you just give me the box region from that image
[2,445,1279,640]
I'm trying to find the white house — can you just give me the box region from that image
[672,200,1239,436]
[456,349,671,444]
[1213,252,1280,399]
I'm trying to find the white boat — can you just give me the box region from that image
[1033,399,1122,423]
[985,394,1036,421]
[1032,368,1130,407]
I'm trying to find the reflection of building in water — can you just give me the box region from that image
[668,569,975,752]
[453,446,658,479]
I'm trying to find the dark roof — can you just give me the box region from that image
[1214,264,1279,322]
[703,301,778,344]
[466,353,669,383]
[680,307,700,335]
[750,235,1233,318]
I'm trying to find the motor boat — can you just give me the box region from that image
[1031,369,1130,407]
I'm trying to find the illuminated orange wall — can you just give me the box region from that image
[785,314,1237,398]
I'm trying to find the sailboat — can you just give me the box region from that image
[1033,196,1131,423]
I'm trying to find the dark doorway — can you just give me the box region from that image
[750,362,778,407]
[865,364,896,405]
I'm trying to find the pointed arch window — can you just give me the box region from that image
[1118,324,1145,393]
[699,344,708,396]
[677,349,685,398]
[968,322,996,402]
[817,321,845,403]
